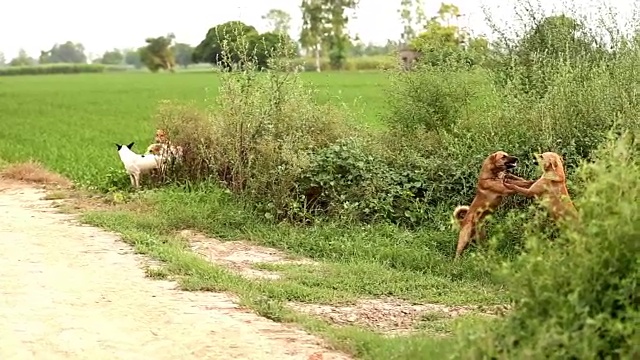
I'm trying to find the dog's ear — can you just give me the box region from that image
[115,143,123,151]
[550,156,560,172]
[126,142,135,149]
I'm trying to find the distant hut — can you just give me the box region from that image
[397,45,422,71]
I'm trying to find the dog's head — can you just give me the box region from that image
[155,129,168,144]
[146,143,164,155]
[483,151,519,175]
[537,152,565,179]
[115,142,135,152]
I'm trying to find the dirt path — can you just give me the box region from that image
[0,179,349,360]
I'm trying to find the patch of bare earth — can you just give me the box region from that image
[0,178,349,360]
[179,229,316,280]
[175,231,509,336]
[288,299,509,336]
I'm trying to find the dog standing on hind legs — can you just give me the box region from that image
[502,152,578,223]
[453,151,536,259]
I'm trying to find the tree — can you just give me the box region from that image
[172,43,194,68]
[193,21,260,69]
[39,41,87,64]
[100,49,124,65]
[411,3,463,51]
[123,49,143,69]
[321,0,359,70]
[300,0,327,71]
[253,32,299,67]
[139,34,176,72]
[399,0,427,43]
[0,52,5,66]
[9,49,36,66]
[262,9,292,35]
[299,0,359,70]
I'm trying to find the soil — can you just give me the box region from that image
[0,179,350,360]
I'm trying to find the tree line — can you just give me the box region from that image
[1,0,605,74]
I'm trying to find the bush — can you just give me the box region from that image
[453,132,640,359]
[381,28,640,221]
[155,51,358,220]
[0,63,128,76]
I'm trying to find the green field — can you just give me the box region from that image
[0,71,388,183]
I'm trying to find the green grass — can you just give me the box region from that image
[0,71,498,359]
[0,71,388,183]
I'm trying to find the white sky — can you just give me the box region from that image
[0,0,637,60]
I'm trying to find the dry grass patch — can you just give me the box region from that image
[0,161,72,188]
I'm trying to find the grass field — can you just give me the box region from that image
[0,71,388,183]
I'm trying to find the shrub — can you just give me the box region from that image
[453,132,640,359]
[381,17,640,222]
[0,63,127,76]
[155,45,357,220]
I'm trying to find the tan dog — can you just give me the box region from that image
[148,129,184,161]
[503,152,578,222]
[155,129,168,144]
[454,151,536,259]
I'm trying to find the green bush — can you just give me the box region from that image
[0,63,128,76]
[380,35,640,220]
[453,133,640,359]
[155,50,358,221]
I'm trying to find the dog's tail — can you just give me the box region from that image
[453,205,469,221]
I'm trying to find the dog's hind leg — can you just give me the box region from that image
[128,173,135,187]
[455,222,475,259]
[132,173,141,189]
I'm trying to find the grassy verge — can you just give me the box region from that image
[66,186,501,358]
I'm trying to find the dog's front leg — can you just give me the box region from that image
[129,173,135,187]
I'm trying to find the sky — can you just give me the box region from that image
[0,0,637,60]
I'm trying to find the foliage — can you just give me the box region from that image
[8,49,36,67]
[0,63,126,76]
[454,133,640,359]
[172,43,194,68]
[262,9,292,35]
[300,0,360,70]
[39,41,87,64]
[291,55,396,71]
[139,34,176,72]
[124,49,143,69]
[398,0,427,43]
[155,62,356,220]
[99,49,124,65]
[193,21,296,70]
[300,0,327,72]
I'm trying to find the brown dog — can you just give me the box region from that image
[454,151,535,259]
[502,152,578,222]
[155,129,168,144]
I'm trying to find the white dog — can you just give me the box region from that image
[116,142,162,188]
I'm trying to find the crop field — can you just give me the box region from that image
[0,71,388,183]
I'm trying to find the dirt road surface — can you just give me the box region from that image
[0,180,349,360]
